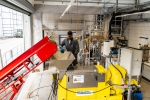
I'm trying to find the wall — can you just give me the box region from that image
[32,5,111,71]
[42,13,94,44]
[32,4,112,45]
[123,14,150,48]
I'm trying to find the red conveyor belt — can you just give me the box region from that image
[0,36,57,100]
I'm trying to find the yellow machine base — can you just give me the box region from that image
[58,75,122,100]
[57,65,136,100]
[58,65,123,100]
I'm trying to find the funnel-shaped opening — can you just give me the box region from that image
[50,51,75,71]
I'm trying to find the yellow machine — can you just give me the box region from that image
[56,64,138,100]
[50,51,140,100]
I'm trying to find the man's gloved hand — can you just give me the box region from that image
[59,47,65,53]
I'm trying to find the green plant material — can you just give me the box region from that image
[49,39,57,45]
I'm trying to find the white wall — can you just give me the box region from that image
[33,13,110,45]
[43,13,84,30]
[123,14,150,48]
[42,13,94,44]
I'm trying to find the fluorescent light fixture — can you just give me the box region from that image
[60,0,75,18]
[116,11,150,17]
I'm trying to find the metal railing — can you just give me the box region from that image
[1,44,23,68]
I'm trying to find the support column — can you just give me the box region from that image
[32,13,43,71]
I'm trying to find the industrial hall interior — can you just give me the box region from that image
[1,0,150,100]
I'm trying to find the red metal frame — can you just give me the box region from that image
[0,36,57,100]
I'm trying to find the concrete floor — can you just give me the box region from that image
[141,78,150,100]
[16,67,57,100]
[15,65,150,100]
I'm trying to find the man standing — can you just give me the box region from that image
[61,31,79,70]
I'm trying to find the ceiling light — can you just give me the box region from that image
[60,0,75,18]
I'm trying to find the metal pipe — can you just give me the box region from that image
[124,18,150,22]
[120,17,123,36]
[115,7,150,18]
[135,0,138,9]
[117,1,150,12]
[137,0,139,5]
[117,47,120,64]
[116,0,118,12]
[127,50,133,100]
[55,19,84,23]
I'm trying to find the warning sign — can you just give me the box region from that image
[73,75,84,83]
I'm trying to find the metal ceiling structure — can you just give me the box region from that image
[117,1,150,12]
[34,0,134,5]
[34,0,150,13]
[34,0,134,7]
[0,0,35,15]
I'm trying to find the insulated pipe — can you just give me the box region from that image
[117,7,150,16]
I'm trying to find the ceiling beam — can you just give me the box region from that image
[34,0,134,5]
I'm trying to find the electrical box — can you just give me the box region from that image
[120,48,143,76]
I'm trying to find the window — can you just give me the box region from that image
[0,5,23,37]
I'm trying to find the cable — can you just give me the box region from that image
[108,70,112,80]
[58,82,111,94]
[47,86,53,100]
[109,54,124,80]
[48,74,58,100]
[93,85,112,93]
[28,85,51,98]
